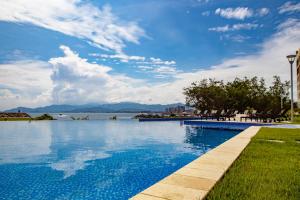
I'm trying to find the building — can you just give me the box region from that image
[165,105,185,114]
[164,105,196,116]
[297,49,300,107]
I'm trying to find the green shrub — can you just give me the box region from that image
[34,114,54,120]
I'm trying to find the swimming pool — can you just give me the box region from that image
[0,120,239,199]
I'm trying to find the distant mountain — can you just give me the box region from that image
[5,104,98,113]
[4,102,185,113]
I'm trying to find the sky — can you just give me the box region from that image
[0,0,299,110]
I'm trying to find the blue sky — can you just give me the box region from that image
[0,0,299,109]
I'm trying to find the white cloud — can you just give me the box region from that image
[153,66,177,74]
[201,11,210,16]
[0,60,52,110]
[197,0,210,3]
[1,18,299,109]
[277,18,299,30]
[215,7,253,20]
[149,57,176,65]
[133,18,300,103]
[257,8,270,16]
[136,57,179,78]
[49,45,145,104]
[91,53,145,63]
[215,7,270,20]
[135,57,177,67]
[0,0,145,53]
[209,25,230,32]
[232,23,259,30]
[154,18,300,103]
[137,65,180,79]
[209,23,258,32]
[221,34,250,42]
[279,1,300,14]
[90,53,176,69]
[52,45,216,105]
[137,66,154,71]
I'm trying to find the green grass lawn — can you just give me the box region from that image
[205,128,300,200]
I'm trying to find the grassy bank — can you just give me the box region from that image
[0,114,54,121]
[0,118,32,121]
[205,128,300,200]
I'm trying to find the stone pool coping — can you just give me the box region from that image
[184,120,273,130]
[130,126,261,200]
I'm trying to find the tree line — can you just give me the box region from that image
[183,76,291,115]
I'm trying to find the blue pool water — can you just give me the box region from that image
[0,120,239,200]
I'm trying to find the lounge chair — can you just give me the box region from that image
[224,110,238,121]
[240,110,249,122]
[209,110,218,120]
[240,110,258,122]
[199,110,208,120]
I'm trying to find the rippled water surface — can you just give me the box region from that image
[0,120,239,199]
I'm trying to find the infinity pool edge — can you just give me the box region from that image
[130,126,261,200]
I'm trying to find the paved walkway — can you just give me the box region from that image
[130,126,262,200]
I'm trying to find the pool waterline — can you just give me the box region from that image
[131,126,262,200]
[0,120,240,199]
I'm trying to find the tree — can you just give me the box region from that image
[184,76,290,115]
[184,79,227,112]
[267,76,290,115]
[225,77,252,112]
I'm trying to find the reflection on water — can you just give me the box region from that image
[29,112,139,120]
[185,126,238,152]
[0,121,52,163]
[50,150,110,178]
[0,120,239,199]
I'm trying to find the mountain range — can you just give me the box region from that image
[4,102,185,113]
